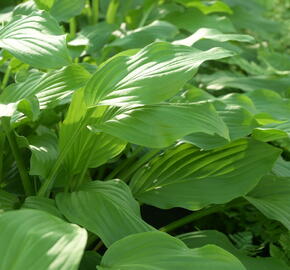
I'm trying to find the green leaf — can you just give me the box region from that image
[84,42,234,107]
[79,251,102,270]
[98,231,246,270]
[245,175,290,230]
[50,0,86,22]
[96,102,229,148]
[130,139,281,210]
[109,21,178,49]
[0,11,71,68]
[56,180,154,247]
[22,196,63,218]
[0,209,87,270]
[0,64,90,119]
[173,28,254,47]
[272,157,290,178]
[179,230,290,270]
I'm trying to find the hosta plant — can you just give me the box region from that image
[0,0,290,269]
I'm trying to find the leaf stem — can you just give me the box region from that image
[69,17,77,39]
[1,118,33,195]
[91,0,99,24]
[159,199,248,233]
[106,0,119,24]
[1,62,11,90]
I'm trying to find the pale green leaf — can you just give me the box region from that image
[98,231,246,270]
[130,139,281,210]
[56,180,154,247]
[0,11,71,68]
[0,209,87,270]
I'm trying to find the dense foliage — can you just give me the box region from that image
[0,0,290,269]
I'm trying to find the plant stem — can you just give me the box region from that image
[159,199,248,233]
[106,0,119,24]
[138,2,155,28]
[1,62,11,90]
[69,17,77,39]
[1,118,33,195]
[91,0,99,24]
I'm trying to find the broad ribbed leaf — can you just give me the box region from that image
[98,231,246,270]
[0,64,90,119]
[0,11,71,68]
[179,230,290,270]
[174,28,254,47]
[245,175,290,230]
[96,102,229,148]
[0,209,87,270]
[84,42,234,107]
[56,180,154,247]
[130,139,281,210]
[272,157,290,177]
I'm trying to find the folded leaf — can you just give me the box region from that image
[98,231,246,270]
[56,180,154,247]
[0,11,71,68]
[0,209,87,270]
[130,139,281,210]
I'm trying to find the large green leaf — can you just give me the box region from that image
[96,102,229,148]
[98,231,246,270]
[0,11,71,68]
[0,64,90,119]
[0,190,19,212]
[56,180,154,247]
[84,42,234,107]
[0,209,87,270]
[179,230,290,270]
[245,175,290,230]
[130,139,281,210]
